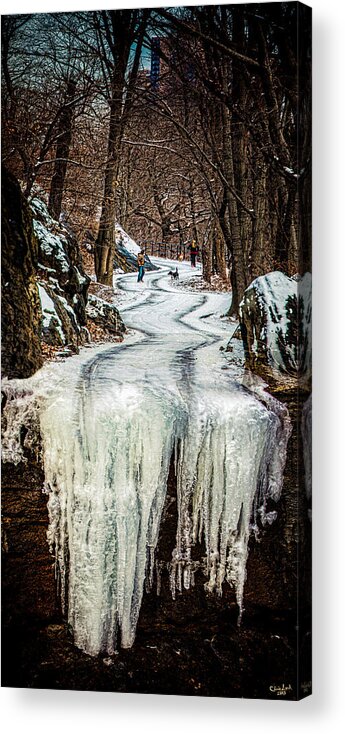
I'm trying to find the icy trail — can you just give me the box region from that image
[2,259,291,656]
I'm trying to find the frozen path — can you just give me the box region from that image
[92,258,236,397]
[5,258,291,657]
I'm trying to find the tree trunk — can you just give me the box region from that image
[230,13,251,270]
[95,93,122,285]
[251,157,268,279]
[221,104,247,315]
[202,228,212,283]
[275,184,295,272]
[48,79,76,221]
[213,220,228,282]
[94,9,148,285]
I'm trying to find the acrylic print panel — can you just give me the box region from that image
[1,1,312,699]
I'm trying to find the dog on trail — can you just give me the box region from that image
[168,267,179,282]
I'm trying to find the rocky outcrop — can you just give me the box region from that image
[86,293,126,337]
[30,195,91,350]
[2,169,126,373]
[38,281,85,350]
[225,271,312,692]
[237,271,311,382]
[31,198,127,347]
[1,166,43,378]
[230,272,312,604]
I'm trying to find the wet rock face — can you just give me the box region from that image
[238,271,312,380]
[1,166,43,379]
[2,457,57,626]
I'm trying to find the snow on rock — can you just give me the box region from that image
[86,293,126,336]
[29,195,90,350]
[33,218,70,274]
[114,223,157,274]
[31,197,80,281]
[38,283,66,345]
[31,195,126,350]
[30,195,89,292]
[115,224,140,256]
[239,271,312,379]
[37,280,88,349]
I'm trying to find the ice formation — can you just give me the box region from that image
[170,385,290,618]
[41,379,183,653]
[39,375,289,655]
[3,259,292,657]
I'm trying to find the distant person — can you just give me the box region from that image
[137,249,145,282]
[189,240,200,267]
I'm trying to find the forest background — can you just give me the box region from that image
[2,0,311,315]
[1,0,344,732]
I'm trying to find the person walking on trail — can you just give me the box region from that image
[189,240,200,268]
[137,249,145,282]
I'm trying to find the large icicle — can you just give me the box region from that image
[170,385,290,618]
[42,379,184,655]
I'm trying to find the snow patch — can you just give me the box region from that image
[240,271,311,376]
[33,220,70,273]
[38,283,66,343]
[115,223,140,256]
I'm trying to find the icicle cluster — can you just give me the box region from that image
[170,386,290,620]
[40,377,290,656]
[1,381,41,464]
[41,380,184,654]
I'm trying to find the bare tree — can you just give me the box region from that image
[92,9,150,285]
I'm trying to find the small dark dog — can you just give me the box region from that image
[168,267,179,282]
